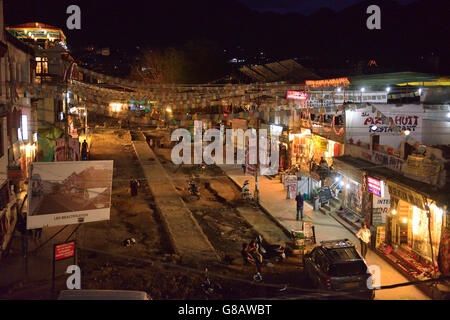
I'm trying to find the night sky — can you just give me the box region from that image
[3,0,449,74]
[239,0,418,14]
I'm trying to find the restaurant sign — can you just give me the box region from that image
[386,181,424,209]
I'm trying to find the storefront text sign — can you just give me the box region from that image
[287,91,307,100]
[367,177,382,197]
[54,241,75,261]
[387,182,424,209]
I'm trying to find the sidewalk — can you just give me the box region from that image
[219,164,431,300]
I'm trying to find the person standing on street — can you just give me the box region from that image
[81,139,88,160]
[242,164,246,175]
[295,192,304,221]
[356,223,371,259]
[130,177,139,197]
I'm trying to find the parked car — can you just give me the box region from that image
[302,239,375,300]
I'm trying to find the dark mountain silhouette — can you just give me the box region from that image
[4,0,448,74]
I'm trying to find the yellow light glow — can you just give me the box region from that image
[392,209,396,215]
[109,103,123,112]
[402,217,408,224]
[412,206,420,235]
[166,107,172,113]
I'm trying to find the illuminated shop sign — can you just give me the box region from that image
[286,91,307,100]
[306,77,350,88]
[367,176,382,197]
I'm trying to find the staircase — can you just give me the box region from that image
[318,197,342,215]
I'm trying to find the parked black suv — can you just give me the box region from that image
[303,239,375,300]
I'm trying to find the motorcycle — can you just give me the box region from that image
[241,180,252,200]
[200,267,222,299]
[255,235,286,262]
[188,180,200,199]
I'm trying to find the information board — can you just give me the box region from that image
[54,241,75,261]
[318,186,333,204]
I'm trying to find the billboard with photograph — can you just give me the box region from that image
[27,161,113,229]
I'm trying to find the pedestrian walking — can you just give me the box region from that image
[295,192,304,221]
[130,177,139,196]
[242,164,246,175]
[356,223,371,259]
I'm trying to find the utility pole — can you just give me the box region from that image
[64,80,69,160]
[63,61,75,161]
[254,82,261,204]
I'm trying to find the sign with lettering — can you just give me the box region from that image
[54,241,75,261]
[367,177,382,197]
[387,181,424,209]
[373,193,390,225]
[376,226,386,248]
[318,186,333,204]
[287,91,307,100]
[345,104,423,149]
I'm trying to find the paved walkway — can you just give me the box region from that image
[132,139,220,265]
[219,164,430,300]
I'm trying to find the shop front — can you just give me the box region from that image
[378,180,447,280]
[332,156,374,230]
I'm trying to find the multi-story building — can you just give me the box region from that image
[299,73,450,287]
[6,21,85,162]
[0,0,36,257]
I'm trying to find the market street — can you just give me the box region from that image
[220,164,431,300]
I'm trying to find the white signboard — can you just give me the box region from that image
[346,104,423,149]
[373,189,390,225]
[27,161,113,229]
[308,91,388,106]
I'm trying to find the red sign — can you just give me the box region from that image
[286,91,307,100]
[367,177,382,197]
[54,241,75,261]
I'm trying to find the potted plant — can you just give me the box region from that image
[387,147,394,155]
[349,138,354,144]
[357,140,361,146]
[374,145,380,151]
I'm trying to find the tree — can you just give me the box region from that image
[130,40,229,84]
